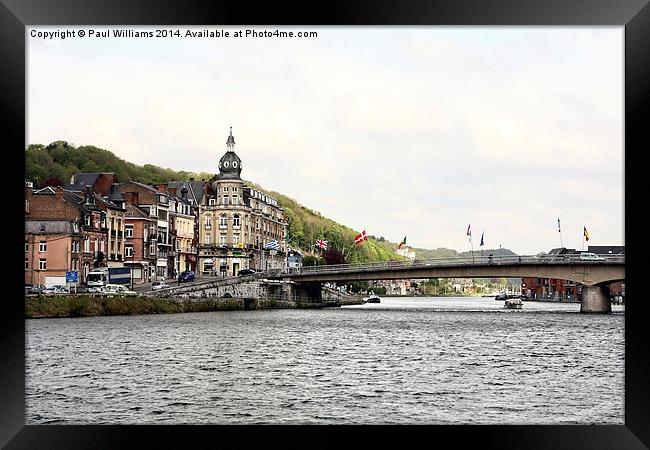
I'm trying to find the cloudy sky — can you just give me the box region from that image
[27,26,623,254]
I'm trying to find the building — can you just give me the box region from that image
[117,181,169,280]
[521,246,625,300]
[25,184,111,284]
[197,128,288,276]
[160,183,196,275]
[25,219,82,286]
[123,203,157,284]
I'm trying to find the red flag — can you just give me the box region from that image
[466,223,471,236]
[354,230,367,245]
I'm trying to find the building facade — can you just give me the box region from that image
[198,129,288,276]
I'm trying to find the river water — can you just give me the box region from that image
[25,296,625,425]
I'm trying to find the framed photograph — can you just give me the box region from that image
[4,0,647,447]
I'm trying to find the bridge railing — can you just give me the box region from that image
[259,253,624,277]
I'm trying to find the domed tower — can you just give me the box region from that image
[215,127,242,181]
[211,127,245,208]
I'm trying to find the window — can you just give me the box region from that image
[39,259,46,270]
[220,235,227,246]
[100,216,106,228]
[150,243,156,255]
[220,215,228,227]
[233,215,240,228]
[209,198,216,206]
[205,217,212,229]
[39,241,46,252]
[25,241,28,252]
[232,196,238,205]
[125,246,134,257]
[84,237,90,253]
[84,215,91,226]
[233,234,240,246]
[125,226,133,238]
[100,239,105,252]
[222,196,229,205]
[205,235,211,245]
[72,259,78,270]
[25,259,28,270]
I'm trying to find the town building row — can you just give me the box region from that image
[25,129,290,287]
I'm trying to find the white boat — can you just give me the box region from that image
[365,295,381,303]
[504,297,523,309]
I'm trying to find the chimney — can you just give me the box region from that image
[181,187,188,200]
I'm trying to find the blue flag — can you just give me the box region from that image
[480,232,484,247]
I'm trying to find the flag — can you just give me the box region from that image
[354,230,367,245]
[263,240,279,250]
[398,236,407,249]
[466,223,471,236]
[480,232,484,247]
[583,227,589,241]
[315,239,328,250]
[557,218,561,233]
[238,242,244,249]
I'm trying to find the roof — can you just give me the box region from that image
[548,247,579,255]
[125,204,154,219]
[65,173,101,192]
[588,245,625,255]
[25,219,81,235]
[121,180,157,192]
[33,187,56,195]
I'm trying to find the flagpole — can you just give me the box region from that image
[470,234,474,263]
[558,218,563,248]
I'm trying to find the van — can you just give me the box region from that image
[579,252,605,261]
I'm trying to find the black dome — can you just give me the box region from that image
[215,128,242,181]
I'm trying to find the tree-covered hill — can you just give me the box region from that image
[25,141,517,263]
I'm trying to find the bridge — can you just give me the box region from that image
[269,254,624,313]
[157,254,625,313]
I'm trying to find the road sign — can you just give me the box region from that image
[65,271,78,283]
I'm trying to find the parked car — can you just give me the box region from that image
[151,281,171,291]
[25,284,45,295]
[179,271,195,282]
[42,285,70,294]
[579,252,606,261]
[103,284,138,296]
[238,268,256,276]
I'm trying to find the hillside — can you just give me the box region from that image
[25,141,517,263]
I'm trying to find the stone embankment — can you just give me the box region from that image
[25,284,363,319]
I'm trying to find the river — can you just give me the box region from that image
[25,296,625,424]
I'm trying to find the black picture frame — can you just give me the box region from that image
[2,1,648,448]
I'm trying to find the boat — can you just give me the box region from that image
[366,295,381,303]
[504,297,523,309]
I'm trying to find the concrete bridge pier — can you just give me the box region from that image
[580,285,611,313]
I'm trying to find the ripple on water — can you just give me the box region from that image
[25,297,625,425]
